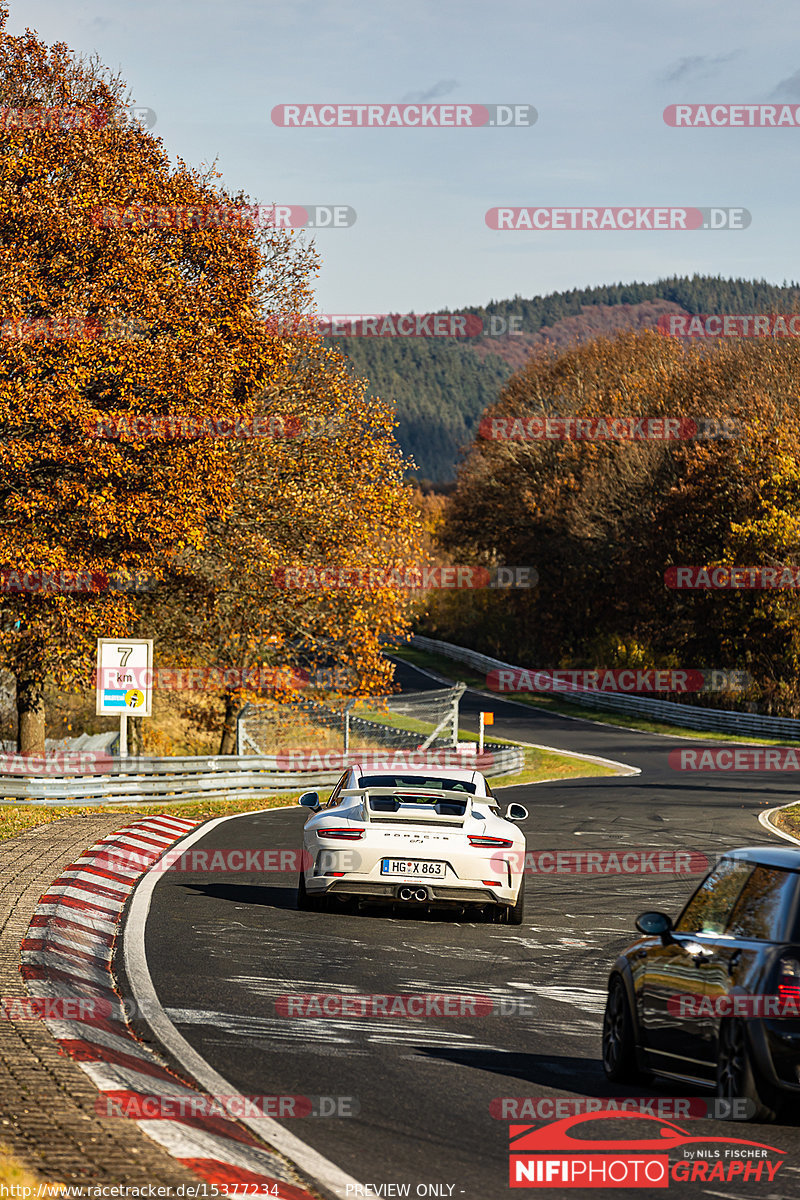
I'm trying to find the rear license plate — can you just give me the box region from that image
[381,858,445,877]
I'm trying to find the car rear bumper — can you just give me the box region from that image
[307,874,516,906]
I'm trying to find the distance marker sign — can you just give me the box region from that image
[96,638,153,716]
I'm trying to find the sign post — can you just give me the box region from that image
[96,638,153,760]
[479,710,494,754]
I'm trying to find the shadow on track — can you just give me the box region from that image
[181,882,297,909]
[181,881,501,925]
[414,1047,704,1098]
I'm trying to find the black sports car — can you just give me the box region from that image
[602,846,800,1120]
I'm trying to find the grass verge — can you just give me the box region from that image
[0,792,298,845]
[0,1147,63,1193]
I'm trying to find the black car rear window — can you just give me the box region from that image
[358,776,477,793]
[675,858,753,935]
[726,866,797,941]
[359,775,475,816]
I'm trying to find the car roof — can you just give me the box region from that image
[721,846,800,871]
[347,763,490,798]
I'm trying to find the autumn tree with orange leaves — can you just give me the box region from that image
[437,329,800,714]
[0,6,422,753]
[141,342,424,753]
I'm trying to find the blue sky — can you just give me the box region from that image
[7,0,800,312]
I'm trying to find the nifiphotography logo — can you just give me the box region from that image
[508,1112,785,1188]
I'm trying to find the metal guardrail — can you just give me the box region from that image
[411,635,800,741]
[0,747,524,806]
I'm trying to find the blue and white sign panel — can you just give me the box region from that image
[95,638,153,717]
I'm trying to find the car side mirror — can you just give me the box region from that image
[505,803,528,821]
[636,911,673,940]
[298,791,320,810]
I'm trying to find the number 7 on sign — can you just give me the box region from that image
[118,646,133,667]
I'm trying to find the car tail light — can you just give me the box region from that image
[318,827,364,840]
[468,835,513,848]
[778,957,800,1004]
[482,880,503,886]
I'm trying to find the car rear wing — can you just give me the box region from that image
[338,786,474,825]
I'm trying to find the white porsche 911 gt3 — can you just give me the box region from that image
[296,763,528,923]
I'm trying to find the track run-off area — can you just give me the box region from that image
[122,660,800,1199]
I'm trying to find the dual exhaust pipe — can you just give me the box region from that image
[398,886,428,902]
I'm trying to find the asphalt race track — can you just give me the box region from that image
[137,661,800,1198]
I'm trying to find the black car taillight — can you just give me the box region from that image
[778,957,800,1004]
[318,827,364,840]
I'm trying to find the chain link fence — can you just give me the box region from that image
[237,685,466,755]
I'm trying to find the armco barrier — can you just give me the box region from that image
[410,635,800,741]
[0,747,524,806]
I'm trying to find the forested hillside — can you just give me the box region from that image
[333,275,800,482]
[422,329,800,715]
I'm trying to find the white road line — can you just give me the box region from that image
[758,804,800,845]
[123,808,365,1200]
